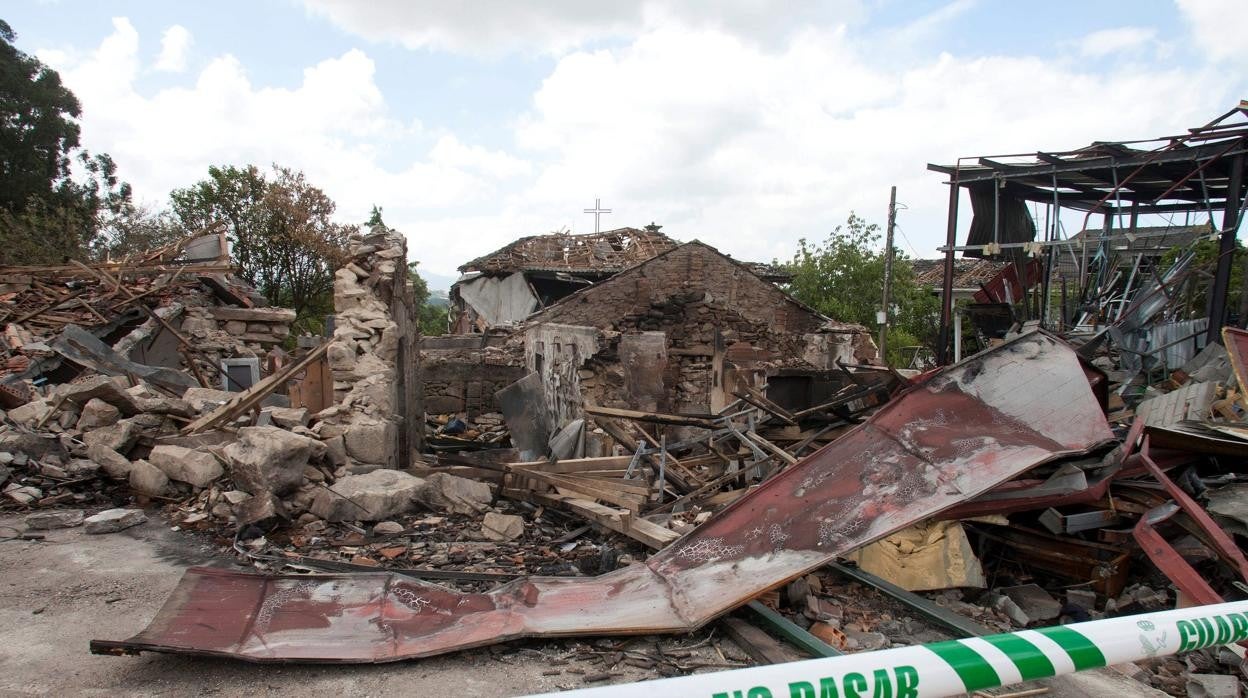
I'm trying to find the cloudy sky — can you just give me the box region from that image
[8,1,1247,288]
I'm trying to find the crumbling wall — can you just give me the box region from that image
[499,242,876,422]
[315,231,422,471]
[421,334,523,415]
[524,323,600,428]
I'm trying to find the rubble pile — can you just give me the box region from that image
[3,213,1248,696]
[426,411,510,450]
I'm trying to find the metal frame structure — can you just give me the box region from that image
[928,102,1248,364]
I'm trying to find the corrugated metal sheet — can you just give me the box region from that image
[92,331,1114,664]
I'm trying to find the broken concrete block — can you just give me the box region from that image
[999,584,1061,622]
[82,420,140,453]
[416,472,493,516]
[481,512,524,541]
[309,468,423,522]
[148,445,223,488]
[343,419,395,465]
[76,398,121,430]
[265,407,309,429]
[223,426,319,496]
[128,459,169,496]
[84,508,147,534]
[87,445,132,480]
[25,509,84,529]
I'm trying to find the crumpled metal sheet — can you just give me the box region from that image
[91,331,1113,663]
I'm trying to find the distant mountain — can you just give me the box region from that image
[426,289,449,308]
[419,270,459,293]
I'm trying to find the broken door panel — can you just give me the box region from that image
[93,331,1114,663]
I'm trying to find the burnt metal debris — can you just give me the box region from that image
[92,331,1112,662]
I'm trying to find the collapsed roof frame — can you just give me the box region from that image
[928,102,1248,364]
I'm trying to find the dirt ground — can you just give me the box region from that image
[0,510,1169,697]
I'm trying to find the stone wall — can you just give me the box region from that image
[514,242,876,417]
[312,231,422,472]
[420,333,523,416]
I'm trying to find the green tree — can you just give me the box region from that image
[785,212,939,365]
[0,20,134,263]
[170,164,353,332]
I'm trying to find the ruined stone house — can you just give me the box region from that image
[512,241,876,425]
[423,234,875,431]
[448,225,681,334]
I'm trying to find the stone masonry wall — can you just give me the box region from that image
[312,231,422,472]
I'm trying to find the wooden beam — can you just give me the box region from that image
[585,404,719,429]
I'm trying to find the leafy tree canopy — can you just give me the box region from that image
[784,212,939,365]
[170,164,353,331]
[0,20,136,264]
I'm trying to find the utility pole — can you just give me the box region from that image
[879,186,897,363]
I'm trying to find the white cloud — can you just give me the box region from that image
[1076,26,1157,57]
[39,18,526,275]
[33,9,1248,281]
[300,0,864,55]
[1176,0,1248,65]
[510,26,1233,267]
[154,24,192,72]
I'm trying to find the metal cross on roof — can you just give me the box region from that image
[583,198,612,233]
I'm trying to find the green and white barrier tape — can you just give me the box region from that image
[528,600,1248,698]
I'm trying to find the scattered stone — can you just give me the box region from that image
[481,512,524,541]
[87,445,132,480]
[373,520,405,535]
[0,432,59,460]
[416,472,493,515]
[343,419,395,465]
[991,594,1030,627]
[128,459,169,496]
[25,509,85,529]
[222,490,252,505]
[998,584,1060,622]
[84,508,147,534]
[223,426,319,496]
[265,407,309,429]
[1065,588,1097,611]
[845,630,889,651]
[8,399,53,426]
[76,398,121,430]
[4,483,42,504]
[148,445,223,488]
[182,387,235,413]
[1187,673,1241,698]
[309,469,424,522]
[82,420,140,453]
[234,492,283,526]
